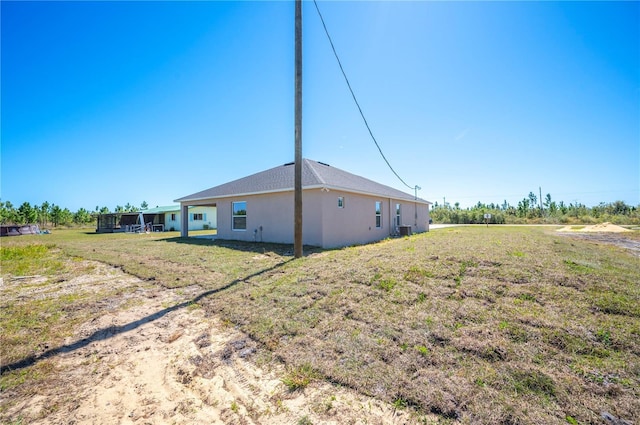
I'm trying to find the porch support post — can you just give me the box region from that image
[181,204,189,238]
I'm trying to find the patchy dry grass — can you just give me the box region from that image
[0,244,64,277]
[281,363,321,391]
[1,227,639,424]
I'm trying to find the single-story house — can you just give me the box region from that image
[96,205,216,233]
[175,159,430,248]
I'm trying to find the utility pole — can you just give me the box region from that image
[294,0,303,258]
[539,186,543,216]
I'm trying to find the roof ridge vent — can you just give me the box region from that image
[317,161,330,167]
[284,161,294,166]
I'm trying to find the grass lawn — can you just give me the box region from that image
[1,226,638,424]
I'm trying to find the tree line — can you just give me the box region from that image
[2,194,638,227]
[0,201,149,227]
[430,192,639,225]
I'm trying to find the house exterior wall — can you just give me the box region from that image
[164,206,217,231]
[319,190,430,248]
[214,192,321,245]
[165,212,179,232]
[204,189,429,248]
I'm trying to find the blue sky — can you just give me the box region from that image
[2,1,638,211]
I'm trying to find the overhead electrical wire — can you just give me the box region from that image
[312,0,416,192]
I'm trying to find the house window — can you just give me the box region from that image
[193,213,204,221]
[232,201,247,230]
[396,203,401,226]
[338,197,344,208]
[375,201,382,228]
[171,213,176,221]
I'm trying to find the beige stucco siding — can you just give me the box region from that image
[320,190,384,247]
[303,190,324,246]
[318,190,429,248]
[214,192,323,246]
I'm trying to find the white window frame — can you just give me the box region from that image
[395,203,401,227]
[338,197,344,208]
[232,201,247,231]
[375,201,382,228]
[170,213,176,221]
[193,213,204,221]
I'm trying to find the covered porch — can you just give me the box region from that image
[179,202,217,238]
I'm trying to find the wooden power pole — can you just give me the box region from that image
[294,0,303,258]
[539,186,543,216]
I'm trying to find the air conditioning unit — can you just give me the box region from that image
[399,225,412,236]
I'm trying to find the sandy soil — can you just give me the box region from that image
[556,222,631,233]
[2,262,430,424]
[556,223,640,257]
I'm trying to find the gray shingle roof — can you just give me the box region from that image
[175,159,429,203]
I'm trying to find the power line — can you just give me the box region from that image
[312,0,415,192]
[437,189,638,201]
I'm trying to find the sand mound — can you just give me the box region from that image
[557,222,631,233]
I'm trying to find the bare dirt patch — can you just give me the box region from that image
[556,223,640,256]
[1,261,428,424]
[556,231,640,257]
[556,222,631,233]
